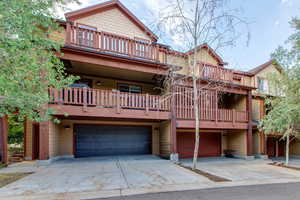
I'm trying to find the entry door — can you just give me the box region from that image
[32,124,40,160]
[75,125,151,157]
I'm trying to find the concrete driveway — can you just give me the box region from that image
[0,155,210,198]
[182,157,300,181]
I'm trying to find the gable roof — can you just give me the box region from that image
[249,60,283,75]
[65,0,158,41]
[185,43,226,66]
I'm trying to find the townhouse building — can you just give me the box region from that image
[1,0,297,164]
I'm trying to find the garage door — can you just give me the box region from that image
[75,125,151,157]
[177,132,221,158]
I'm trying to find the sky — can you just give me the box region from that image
[59,0,300,71]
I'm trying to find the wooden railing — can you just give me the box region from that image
[176,107,248,123]
[66,24,160,62]
[49,87,171,112]
[198,64,233,82]
[198,64,251,86]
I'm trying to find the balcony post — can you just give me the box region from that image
[170,84,178,162]
[39,120,50,160]
[0,116,8,165]
[232,109,236,126]
[83,87,87,112]
[66,22,71,44]
[215,90,218,124]
[116,90,121,114]
[145,93,149,115]
[247,90,253,156]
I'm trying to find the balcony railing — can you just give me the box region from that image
[198,64,250,86]
[49,87,171,112]
[66,24,160,62]
[176,107,248,123]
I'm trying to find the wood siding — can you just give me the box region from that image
[75,8,152,41]
[159,121,171,158]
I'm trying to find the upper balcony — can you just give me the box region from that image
[197,63,253,87]
[65,24,161,63]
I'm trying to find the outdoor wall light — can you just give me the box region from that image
[64,125,71,130]
[96,81,102,86]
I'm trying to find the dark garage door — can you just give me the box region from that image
[177,132,221,158]
[75,125,151,157]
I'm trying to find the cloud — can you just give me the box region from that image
[275,20,280,26]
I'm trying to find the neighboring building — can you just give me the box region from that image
[19,0,256,162]
[250,60,300,159]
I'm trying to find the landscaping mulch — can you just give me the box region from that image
[178,164,231,182]
[269,162,300,171]
[0,173,32,188]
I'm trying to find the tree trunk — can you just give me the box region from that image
[192,77,200,170]
[285,133,290,166]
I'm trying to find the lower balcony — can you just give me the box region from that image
[176,107,249,129]
[48,87,171,120]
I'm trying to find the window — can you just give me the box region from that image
[77,24,97,47]
[257,77,268,93]
[118,84,142,94]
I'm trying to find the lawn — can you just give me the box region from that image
[0,173,31,188]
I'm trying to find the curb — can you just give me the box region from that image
[2,178,300,200]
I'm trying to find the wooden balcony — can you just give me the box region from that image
[176,107,248,123]
[174,85,249,129]
[198,64,252,87]
[48,87,171,120]
[176,107,248,129]
[66,24,160,62]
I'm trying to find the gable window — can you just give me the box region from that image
[118,83,142,94]
[257,77,268,93]
[77,24,97,47]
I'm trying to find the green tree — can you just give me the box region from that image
[261,18,300,166]
[0,0,78,122]
[8,114,24,145]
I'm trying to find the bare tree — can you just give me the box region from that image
[157,0,249,170]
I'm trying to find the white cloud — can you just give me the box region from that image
[275,20,280,26]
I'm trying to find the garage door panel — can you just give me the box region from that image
[75,125,151,157]
[177,132,221,158]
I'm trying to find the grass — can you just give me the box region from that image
[0,173,31,188]
[178,164,231,182]
[0,164,6,169]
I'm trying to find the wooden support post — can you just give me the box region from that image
[66,22,71,44]
[145,93,149,115]
[83,87,87,112]
[232,109,236,126]
[39,121,49,160]
[247,90,253,156]
[116,90,121,114]
[215,90,218,124]
[264,135,268,155]
[0,116,8,165]
[170,85,177,155]
[276,139,279,158]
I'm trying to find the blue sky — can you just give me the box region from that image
[62,0,300,71]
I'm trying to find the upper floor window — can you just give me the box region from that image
[257,77,268,93]
[77,23,97,47]
[118,83,142,94]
